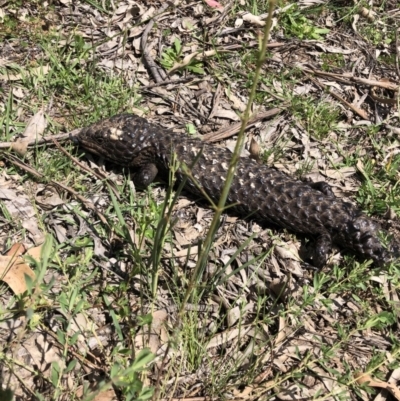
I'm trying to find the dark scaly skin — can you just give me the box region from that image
[75,114,399,267]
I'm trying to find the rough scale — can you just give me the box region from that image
[75,114,399,267]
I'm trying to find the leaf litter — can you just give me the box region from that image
[0,0,400,400]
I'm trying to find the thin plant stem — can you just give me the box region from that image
[179,0,277,315]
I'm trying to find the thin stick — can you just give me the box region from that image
[0,130,77,149]
[4,153,109,226]
[202,107,285,143]
[141,3,169,83]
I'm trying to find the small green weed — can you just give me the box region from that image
[108,349,155,401]
[280,5,330,40]
[160,38,205,74]
[295,158,315,178]
[378,53,397,65]
[355,153,400,216]
[359,24,393,46]
[247,0,270,15]
[321,53,345,71]
[0,14,19,37]
[82,0,114,13]
[291,95,340,139]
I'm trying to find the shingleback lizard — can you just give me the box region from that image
[74,113,399,267]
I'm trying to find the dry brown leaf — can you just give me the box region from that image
[0,259,34,294]
[165,246,199,258]
[181,17,197,31]
[356,159,367,177]
[12,109,47,156]
[212,108,240,121]
[359,7,376,22]
[323,167,356,181]
[314,43,354,54]
[152,309,169,344]
[0,187,45,244]
[208,82,223,119]
[275,316,289,347]
[355,371,400,400]
[242,12,266,26]
[249,137,261,161]
[17,332,65,375]
[0,65,50,81]
[36,189,65,210]
[0,244,40,294]
[8,243,26,256]
[91,388,117,401]
[169,49,228,74]
[134,309,169,355]
[25,245,42,260]
[207,326,253,349]
[225,89,247,112]
[274,243,301,262]
[370,82,399,105]
[227,306,241,327]
[134,330,160,356]
[269,278,290,300]
[22,220,46,245]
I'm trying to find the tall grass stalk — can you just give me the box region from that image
[178,0,277,316]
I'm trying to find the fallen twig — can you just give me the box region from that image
[304,66,398,91]
[50,137,121,198]
[304,73,369,119]
[202,107,285,143]
[395,27,400,79]
[140,3,170,83]
[0,130,78,149]
[138,76,198,90]
[4,153,109,226]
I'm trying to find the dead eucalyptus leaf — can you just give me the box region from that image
[249,137,261,161]
[12,109,47,156]
[0,244,39,294]
[242,12,266,26]
[355,372,400,400]
[0,65,50,81]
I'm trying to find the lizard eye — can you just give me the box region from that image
[95,136,105,145]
